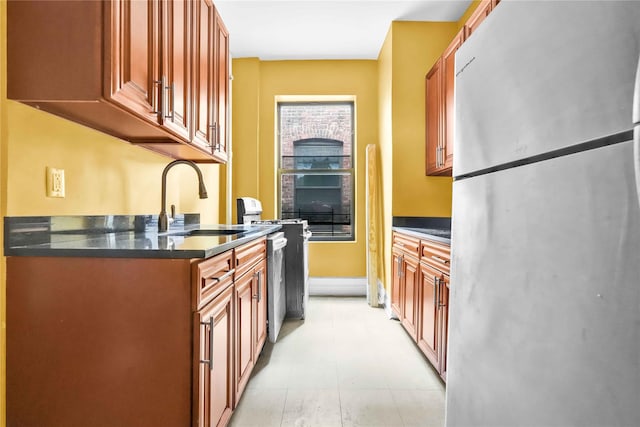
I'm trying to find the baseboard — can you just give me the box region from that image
[308,277,367,296]
[378,281,399,319]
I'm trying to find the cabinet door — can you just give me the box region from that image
[253,259,268,357]
[108,0,161,122]
[438,275,450,381]
[161,0,191,140]
[466,0,492,38]
[212,9,230,162]
[400,255,420,341]
[391,247,403,318]
[441,29,464,173]
[417,262,441,368]
[234,271,254,405]
[425,58,443,176]
[191,0,215,153]
[195,285,233,427]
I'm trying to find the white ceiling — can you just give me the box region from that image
[215,1,473,60]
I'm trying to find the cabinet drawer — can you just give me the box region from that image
[195,250,234,309]
[234,237,267,279]
[421,239,451,275]
[393,232,421,258]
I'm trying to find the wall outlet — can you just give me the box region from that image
[46,167,65,198]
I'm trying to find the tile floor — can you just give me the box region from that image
[229,296,445,427]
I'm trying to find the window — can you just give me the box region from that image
[278,102,354,241]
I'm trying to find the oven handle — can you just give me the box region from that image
[272,237,288,251]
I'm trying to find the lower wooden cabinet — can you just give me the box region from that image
[233,240,268,407]
[417,261,449,380]
[195,285,234,427]
[418,262,441,368]
[392,231,450,382]
[400,254,420,341]
[6,237,268,427]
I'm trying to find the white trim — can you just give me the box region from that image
[378,281,398,319]
[308,277,367,296]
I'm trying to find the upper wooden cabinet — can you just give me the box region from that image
[465,0,496,38]
[213,10,230,162]
[425,0,499,176]
[425,58,443,176]
[7,0,230,163]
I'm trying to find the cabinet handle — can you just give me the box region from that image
[257,270,262,302]
[431,255,450,265]
[399,255,404,277]
[252,271,262,301]
[434,276,439,309]
[436,146,440,168]
[199,316,214,371]
[211,269,234,284]
[151,79,162,114]
[209,122,217,150]
[164,82,175,120]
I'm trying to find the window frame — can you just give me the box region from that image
[277,101,355,242]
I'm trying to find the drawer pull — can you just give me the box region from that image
[431,255,450,265]
[200,316,214,371]
[210,269,234,284]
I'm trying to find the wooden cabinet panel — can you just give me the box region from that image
[391,248,403,318]
[442,28,464,172]
[418,262,442,368]
[192,0,215,154]
[108,0,160,122]
[400,255,420,341]
[234,271,254,404]
[235,237,267,278]
[161,0,191,140]
[438,275,450,382]
[195,284,234,427]
[466,0,493,38]
[253,259,268,356]
[425,58,443,176]
[212,9,230,162]
[421,239,451,275]
[393,232,421,258]
[194,249,234,309]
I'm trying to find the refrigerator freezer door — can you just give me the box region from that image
[454,1,640,177]
[448,141,640,426]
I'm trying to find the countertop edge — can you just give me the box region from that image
[5,225,281,259]
[392,226,451,245]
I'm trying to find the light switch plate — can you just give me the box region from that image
[46,167,65,198]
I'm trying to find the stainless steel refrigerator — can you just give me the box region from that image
[448,1,640,426]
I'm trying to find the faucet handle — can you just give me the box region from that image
[170,204,176,219]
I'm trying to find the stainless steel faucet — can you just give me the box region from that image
[159,160,208,232]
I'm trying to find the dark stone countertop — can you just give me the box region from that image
[392,216,451,245]
[4,215,281,259]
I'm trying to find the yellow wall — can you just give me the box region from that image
[378,28,394,293]
[391,21,457,218]
[5,101,221,220]
[375,21,458,294]
[232,59,378,277]
[231,57,262,214]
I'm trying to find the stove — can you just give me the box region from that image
[237,198,312,320]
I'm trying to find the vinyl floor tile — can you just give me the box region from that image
[229,296,446,426]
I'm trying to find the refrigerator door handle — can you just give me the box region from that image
[633,55,640,207]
